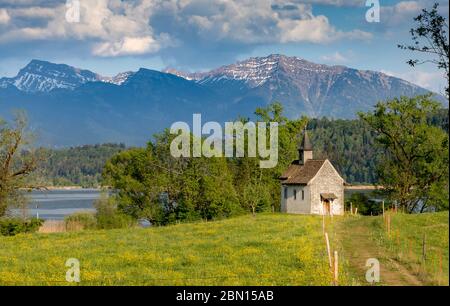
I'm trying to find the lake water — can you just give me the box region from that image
[11,189,101,220]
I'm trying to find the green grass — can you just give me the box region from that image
[2,212,447,286]
[369,211,449,285]
[0,214,343,286]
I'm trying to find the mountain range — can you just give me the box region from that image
[0,55,446,146]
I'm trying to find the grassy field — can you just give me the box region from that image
[368,212,449,285]
[1,212,447,286]
[0,214,345,286]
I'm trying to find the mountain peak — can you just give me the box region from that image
[100,71,134,85]
[2,60,101,93]
[167,54,344,88]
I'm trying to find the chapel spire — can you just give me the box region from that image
[298,130,313,164]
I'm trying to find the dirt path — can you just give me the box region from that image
[336,217,422,286]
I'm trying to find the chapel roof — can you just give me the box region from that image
[279,159,326,185]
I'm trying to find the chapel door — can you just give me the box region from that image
[323,200,331,215]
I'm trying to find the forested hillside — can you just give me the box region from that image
[34,109,448,187]
[37,144,126,187]
[309,108,448,183]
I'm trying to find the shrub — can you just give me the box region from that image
[0,218,43,236]
[64,212,97,231]
[94,195,136,229]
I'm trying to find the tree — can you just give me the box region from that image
[0,112,42,217]
[359,95,449,213]
[251,102,308,211]
[242,179,271,216]
[398,3,449,98]
[103,129,241,225]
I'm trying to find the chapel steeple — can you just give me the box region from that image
[298,130,313,164]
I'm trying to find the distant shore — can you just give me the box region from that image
[345,185,383,190]
[21,186,105,191]
[46,186,102,190]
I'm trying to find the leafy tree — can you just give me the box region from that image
[398,3,449,98]
[103,130,241,225]
[359,95,449,212]
[251,102,307,211]
[102,147,164,223]
[242,179,271,216]
[0,112,43,217]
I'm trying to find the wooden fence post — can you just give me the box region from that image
[387,214,391,238]
[422,233,427,262]
[439,250,443,286]
[334,251,339,286]
[325,232,332,269]
[350,202,353,215]
[382,201,385,218]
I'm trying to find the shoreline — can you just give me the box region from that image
[21,186,105,191]
[45,186,101,191]
[344,185,383,190]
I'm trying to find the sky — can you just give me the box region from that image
[0,0,448,94]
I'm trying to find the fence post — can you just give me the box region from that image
[387,214,391,238]
[382,201,385,217]
[325,232,332,269]
[439,250,443,286]
[334,251,339,286]
[422,233,427,262]
[350,202,353,215]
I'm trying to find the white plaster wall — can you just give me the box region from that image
[281,185,311,214]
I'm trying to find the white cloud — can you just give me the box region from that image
[381,1,421,25]
[0,9,10,25]
[278,15,338,43]
[8,7,55,19]
[381,69,447,94]
[381,0,449,26]
[93,36,161,57]
[0,0,372,56]
[168,0,372,44]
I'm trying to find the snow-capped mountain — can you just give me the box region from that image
[0,60,135,92]
[167,54,431,118]
[100,71,135,85]
[0,55,445,146]
[167,54,348,86]
[0,60,102,93]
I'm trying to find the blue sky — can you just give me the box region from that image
[0,0,448,94]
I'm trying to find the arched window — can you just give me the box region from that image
[302,189,305,200]
[294,189,297,200]
[284,187,288,199]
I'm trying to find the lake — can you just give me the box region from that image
[10,189,101,220]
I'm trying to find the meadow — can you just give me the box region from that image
[1,212,448,286]
[0,214,343,286]
[368,211,449,285]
